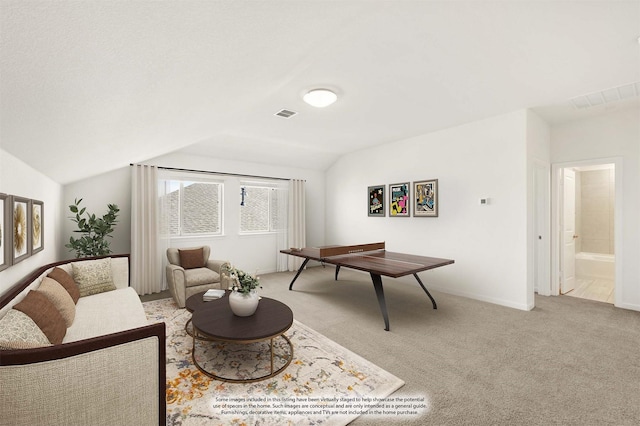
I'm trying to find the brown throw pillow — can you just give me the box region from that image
[13,291,66,344]
[179,248,205,269]
[48,267,80,304]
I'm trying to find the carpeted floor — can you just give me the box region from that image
[144,266,640,425]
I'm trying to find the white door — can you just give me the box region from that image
[534,163,550,295]
[561,168,576,294]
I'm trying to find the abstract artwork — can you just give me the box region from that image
[414,179,438,217]
[32,199,44,254]
[12,196,31,264]
[389,182,410,217]
[368,185,385,217]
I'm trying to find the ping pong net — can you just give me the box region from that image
[317,241,385,258]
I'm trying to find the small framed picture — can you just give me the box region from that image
[31,199,44,254]
[414,179,438,217]
[368,185,385,217]
[0,194,11,272]
[389,182,410,217]
[12,196,31,264]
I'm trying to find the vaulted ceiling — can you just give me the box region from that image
[1,1,639,184]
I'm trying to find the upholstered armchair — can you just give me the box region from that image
[166,246,231,308]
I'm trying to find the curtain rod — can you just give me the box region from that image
[130,164,300,182]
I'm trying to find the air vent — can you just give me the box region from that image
[275,109,297,118]
[571,82,640,109]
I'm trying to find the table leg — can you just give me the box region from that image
[270,338,274,374]
[185,318,193,337]
[335,265,341,281]
[288,258,310,290]
[413,273,437,309]
[370,273,390,331]
[191,327,196,359]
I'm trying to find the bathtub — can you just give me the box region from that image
[575,252,615,280]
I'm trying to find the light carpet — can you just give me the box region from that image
[143,298,405,425]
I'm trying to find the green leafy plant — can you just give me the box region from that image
[65,198,120,258]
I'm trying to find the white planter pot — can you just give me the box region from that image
[228,290,259,317]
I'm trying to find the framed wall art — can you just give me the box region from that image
[0,194,10,272]
[368,185,385,217]
[12,196,31,264]
[389,182,410,217]
[31,199,44,254]
[414,179,438,217]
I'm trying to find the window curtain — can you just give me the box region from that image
[287,179,306,271]
[157,170,172,290]
[130,164,168,295]
[275,182,290,272]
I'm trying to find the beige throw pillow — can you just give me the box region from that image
[37,277,76,327]
[0,309,52,350]
[72,258,116,297]
[48,267,80,303]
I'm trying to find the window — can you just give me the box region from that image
[240,184,286,233]
[161,180,223,236]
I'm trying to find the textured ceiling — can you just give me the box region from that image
[1,1,639,184]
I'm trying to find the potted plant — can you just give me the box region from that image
[65,198,120,258]
[224,265,261,316]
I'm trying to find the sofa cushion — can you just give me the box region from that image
[63,287,149,343]
[0,309,52,350]
[37,277,76,327]
[179,247,206,269]
[184,267,219,287]
[48,267,80,303]
[72,258,116,297]
[13,291,66,344]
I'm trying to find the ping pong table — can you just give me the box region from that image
[280,242,454,331]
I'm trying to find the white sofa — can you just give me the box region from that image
[0,254,165,426]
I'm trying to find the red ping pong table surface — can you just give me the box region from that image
[280,242,454,331]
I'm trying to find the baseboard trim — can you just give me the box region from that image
[424,284,531,311]
[614,302,640,312]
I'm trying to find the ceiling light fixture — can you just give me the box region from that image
[303,89,337,108]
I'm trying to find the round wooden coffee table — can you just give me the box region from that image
[190,291,294,383]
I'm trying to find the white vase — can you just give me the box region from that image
[228,290,259,316]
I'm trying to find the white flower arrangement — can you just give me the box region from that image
[224,265,261,295]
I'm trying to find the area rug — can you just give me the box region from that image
[143,298,405,426]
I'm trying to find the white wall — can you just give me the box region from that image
[60,152,325,275]
[0,148,63,296]
[325,110,532,310]
[550,107,640,310]
[62,166,131,260]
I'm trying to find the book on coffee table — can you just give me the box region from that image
[203,289,225,301]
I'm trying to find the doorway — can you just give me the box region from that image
[552,160,620,304]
